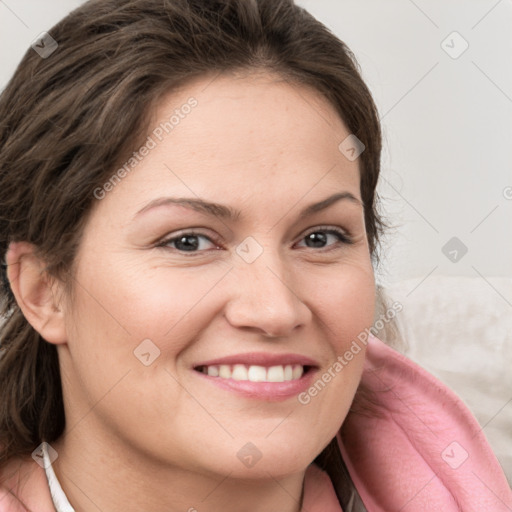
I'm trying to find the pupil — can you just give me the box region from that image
[307,232,326,248]
[176,235,199,251]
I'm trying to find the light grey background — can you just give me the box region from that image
[298,0,512,291]
[1,0,511,287]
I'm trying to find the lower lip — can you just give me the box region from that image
[193,368,318,401]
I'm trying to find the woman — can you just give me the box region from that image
[0,0,510,510]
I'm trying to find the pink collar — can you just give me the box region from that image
[338,334,512,510]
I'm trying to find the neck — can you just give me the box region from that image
[51,425,307,512]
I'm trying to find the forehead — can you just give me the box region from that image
[154,70,353,162]
[97,71,361,218]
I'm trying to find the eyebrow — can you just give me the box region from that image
[134,192,362,221]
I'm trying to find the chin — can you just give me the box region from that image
[192,436,320,481]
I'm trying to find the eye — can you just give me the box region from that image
[158,230,218,253]
[157,226,354,255]
[295,226,354,250]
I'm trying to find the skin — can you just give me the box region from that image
[6,70,375,512]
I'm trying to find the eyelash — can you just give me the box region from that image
[156,226,354,255]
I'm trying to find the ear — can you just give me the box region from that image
[5,241,67,345]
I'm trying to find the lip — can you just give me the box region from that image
[193,352,319,368]
[194,367,319,401]
[192,352,320,401]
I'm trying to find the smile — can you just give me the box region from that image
[192,353,319,400]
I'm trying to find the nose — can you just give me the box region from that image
[223,255,312,338]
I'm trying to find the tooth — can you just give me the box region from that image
[231,364,248,381]
[206,363,304,382]
[292,365,303,380]
[219,365,231,379]
[207,366,219,377]
[267,365,285,382]
[247,365,267,382]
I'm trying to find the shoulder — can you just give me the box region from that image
[0,455,55,512]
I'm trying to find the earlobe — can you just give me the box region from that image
[5,241,67,345]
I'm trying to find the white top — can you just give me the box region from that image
[42,442,75,512]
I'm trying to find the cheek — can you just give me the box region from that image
[293,261,375,436]
[333,273,375,348]
[69,256,219,347]
[307,260,376,348]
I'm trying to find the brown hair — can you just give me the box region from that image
[0,0,386,506]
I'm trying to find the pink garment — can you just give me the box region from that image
[337,334,512,510]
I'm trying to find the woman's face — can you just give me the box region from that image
[57,71,375,479]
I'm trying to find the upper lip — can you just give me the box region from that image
[193,352,319,368]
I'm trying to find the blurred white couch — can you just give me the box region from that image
[383,275,512,486]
